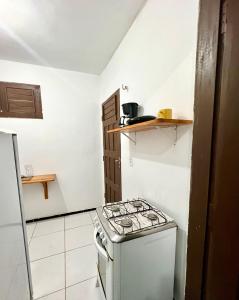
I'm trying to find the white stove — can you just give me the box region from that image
[93,198,177,300]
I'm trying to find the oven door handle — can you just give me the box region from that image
[94,228,110,261]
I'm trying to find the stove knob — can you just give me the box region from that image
[102,237,107,246]
[95,221,100,228]
[100,232,104,239]
[98,227,103,233]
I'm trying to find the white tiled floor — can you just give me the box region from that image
[29,231,64,261]
[26,211,101,300]
[65,213,92,230]
[65,225,94,251]
[66,245,97,287]
[33,218,65,237]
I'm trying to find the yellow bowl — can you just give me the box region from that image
[157,108,172,119]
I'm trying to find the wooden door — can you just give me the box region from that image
[203,0,239,299]
[186,0,239,299]
[102,90,122,203]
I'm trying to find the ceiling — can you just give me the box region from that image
[0,0,146,74]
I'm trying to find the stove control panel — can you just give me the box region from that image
[93,212,112,256]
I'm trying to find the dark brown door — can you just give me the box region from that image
[102,90,122,203]
[0,81,43,119]
[203,0,239,299]
[186,0,239,299]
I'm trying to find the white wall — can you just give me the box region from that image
[99,0,199,299]
[0,59,102,220]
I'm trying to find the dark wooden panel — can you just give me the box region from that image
[7,93,34,101]
[7,87,33,96]
[0,81,43,119]
[103,97,115,109]
[8,100,35,114]
[187,0,239,299]
[103,99,116,120]
[102,89,121,203]
[185,0,221,299]
[104,103,115,115]
[203,0,239,299]
[103,116,117,127]
[104,108,116,120]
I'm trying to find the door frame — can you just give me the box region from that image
[185,0,222,299]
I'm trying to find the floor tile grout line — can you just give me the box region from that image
[32,230,64,240]
[65,223,93,231]
[30,222,93,239]
[28,222,37,246]
[30,251,65,263]
[89,212,96,223]
[34,287,65,300]
[66,243,94,254]
[31,216,65,238]
[28,210,96,226]
[29,242,95,263]
[34,276,97,300]
[32,228,65,239]
[65,275,97,289]
[29,213,93,234]
[64,217,66,300]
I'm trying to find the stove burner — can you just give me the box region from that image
[108,205,120,213]
[120,218,133,228]
[132,200,143,208]
[146,213,159,221]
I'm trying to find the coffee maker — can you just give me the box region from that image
[119,102,139,126]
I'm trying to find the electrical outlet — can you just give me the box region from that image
[24,164,33,177]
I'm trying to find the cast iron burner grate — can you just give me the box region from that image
[102,198,168,236]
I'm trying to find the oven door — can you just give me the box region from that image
[94,228,113,300]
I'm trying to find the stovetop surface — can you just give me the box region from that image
[97,198,176,243]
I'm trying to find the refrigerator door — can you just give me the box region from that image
[0,133,32,300]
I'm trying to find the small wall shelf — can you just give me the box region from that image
[22,174,56,200]
[107,118,193,145]
[107,118,193,133]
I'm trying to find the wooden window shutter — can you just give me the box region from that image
[0,81,43,119]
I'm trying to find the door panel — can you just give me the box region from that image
[102,90,122,203]
[203,0,239,299]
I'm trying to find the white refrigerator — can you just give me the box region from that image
[0,132,32,300]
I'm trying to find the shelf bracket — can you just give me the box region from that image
[174,126,178,146]
[42,182,48,200]
[122,132,136,145]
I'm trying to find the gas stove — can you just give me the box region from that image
[94,198,177,300]
[96,198,176,243]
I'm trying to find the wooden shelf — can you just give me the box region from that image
[107,118,193,134]
[22,174,56,200]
